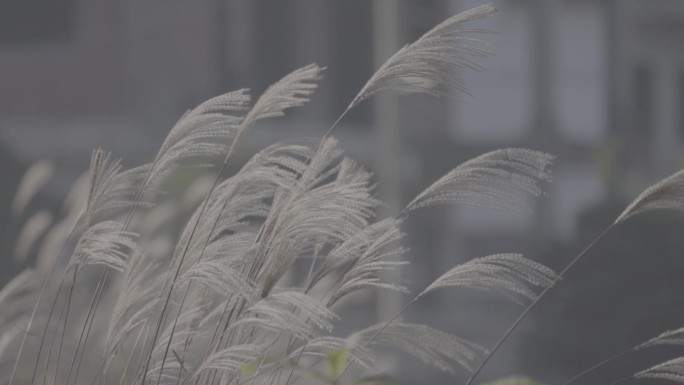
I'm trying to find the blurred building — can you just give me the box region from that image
[2,0,684,240]
[2,0,684,383]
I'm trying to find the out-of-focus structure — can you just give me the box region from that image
[3,0,684,243]
[2,0,684,383]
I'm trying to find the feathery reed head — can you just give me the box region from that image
[405,149,554,213]
[349,4,495,110]
[636,357,684,383]
[616,169,684,223]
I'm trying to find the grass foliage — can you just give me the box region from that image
[3,4,684,385]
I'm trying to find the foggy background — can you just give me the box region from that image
[2,0,684,384]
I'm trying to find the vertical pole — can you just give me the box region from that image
[652,60,678,174]
[605,0,631,193]
[372,0,403,324]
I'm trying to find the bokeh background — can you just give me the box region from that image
[2,0,684,384]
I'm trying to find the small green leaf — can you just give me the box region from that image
[325,347,349,377]
[240,363,256,377]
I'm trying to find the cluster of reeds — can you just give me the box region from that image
[2,4,684,385]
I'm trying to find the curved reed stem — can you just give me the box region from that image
[464,223,616,385]
[561,347,635,385]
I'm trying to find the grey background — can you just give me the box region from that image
[2,0,684,384]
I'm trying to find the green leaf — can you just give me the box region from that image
[325,347,349,377]
[240,363,256,377]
